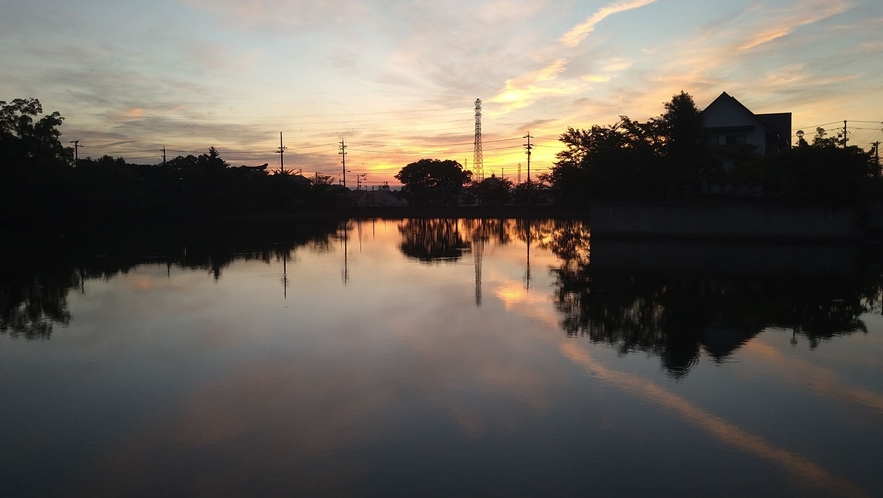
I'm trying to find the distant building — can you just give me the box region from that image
[235,163,269,171]
[702,92,791,156]
[349,183,405,207]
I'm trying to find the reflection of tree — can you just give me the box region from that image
[398,219,467,262]
[0,269,75,340]
[531,219,591,270]
[0,220,337,340]
[547,220,883,377]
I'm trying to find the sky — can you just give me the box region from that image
[2,0,882,186]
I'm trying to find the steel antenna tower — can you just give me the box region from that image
[473,98,484,182]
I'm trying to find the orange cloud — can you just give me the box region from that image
[490,59,579,111]
[738,1,850,50]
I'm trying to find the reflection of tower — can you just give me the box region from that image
[525,219,532,290]
[341,222,350,285]
[473,236,484,307]
[473,98,484,182]
[282,250,289,299]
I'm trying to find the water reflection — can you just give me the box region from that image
[398,218,467,263]
[3,218,882,497]
[549,222,883,377]
[397,218,539,306]
[4,217,881,376]
[0,220,338,340]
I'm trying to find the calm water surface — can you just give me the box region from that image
[2,218,883,497]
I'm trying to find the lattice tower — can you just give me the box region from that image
[473,98,484,182]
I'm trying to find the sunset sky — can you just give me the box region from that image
[2,0,882,186]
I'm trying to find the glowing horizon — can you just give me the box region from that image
[2,0,881,186]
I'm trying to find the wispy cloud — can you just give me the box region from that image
[560,0,658,47]
[738,0,851,50]
[490,59,579,111]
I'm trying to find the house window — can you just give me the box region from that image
[726,135,747,145]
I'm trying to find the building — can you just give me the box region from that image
[702,92,791,156]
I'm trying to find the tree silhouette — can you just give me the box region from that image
[470,174,513,205]
[395,158,472,207]
[0,98,72,220]
[548,92,712,202]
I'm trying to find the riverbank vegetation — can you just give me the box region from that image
[2,94,880,225]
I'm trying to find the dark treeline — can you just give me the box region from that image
[7,94,880,224]
[0,98,351,224]
[397,218,883,376]
[548,92,882,206]
[0,219,339,340]
[396,92,881,209]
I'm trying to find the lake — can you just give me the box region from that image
[2,218,883,497]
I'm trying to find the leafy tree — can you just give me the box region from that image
[654,91,714,196]
[310,172,336,187]
[0,98,70,168]
[765,137,877,207]
[0,98,72,219]
[547,91,715,202]
[395,158,471,207]
[470,174,512,205]
[200,146,228,171]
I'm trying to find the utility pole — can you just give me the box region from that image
[523,132,533,184]
[162,146,167,166]
[842,120,848,147]
[873,141,880,167]
[277,132,286,172]
[339,138,347,187]
[69,140,81,164]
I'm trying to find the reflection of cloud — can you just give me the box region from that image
[82,358,394,496]
[560,0,658,47]
[744,339,883,414]
[561,342,870,498]
[494,283,561,328]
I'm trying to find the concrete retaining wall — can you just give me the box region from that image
[590,202,862,241]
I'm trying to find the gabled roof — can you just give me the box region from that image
[702,92,792,150]
[703,91,757,122]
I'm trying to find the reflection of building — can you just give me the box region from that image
[703,92,791,156]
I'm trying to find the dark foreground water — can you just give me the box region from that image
[2,219,883,497]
